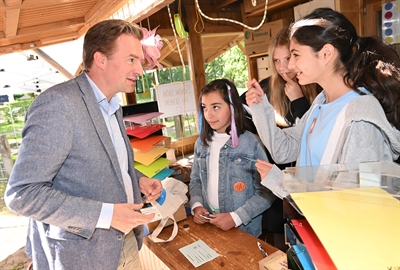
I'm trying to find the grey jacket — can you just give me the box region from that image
[5,72,145,270]
[250,92,400,198]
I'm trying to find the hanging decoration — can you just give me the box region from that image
[141,26,164,70]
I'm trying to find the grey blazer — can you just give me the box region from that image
[5,72,145,270]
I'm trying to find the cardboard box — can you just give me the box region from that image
[258,250,288,270]
[244,19,289,56]
[146,204,187,232]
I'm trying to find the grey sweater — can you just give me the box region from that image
[250,91,400,198]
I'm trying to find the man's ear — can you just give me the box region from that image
[93,51,107,70]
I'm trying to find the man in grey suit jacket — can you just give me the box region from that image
[4,20,163,270]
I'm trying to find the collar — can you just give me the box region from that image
[84,72,121,114]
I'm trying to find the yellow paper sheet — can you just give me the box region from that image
[291,187,400,269]
[134,157,171,178]
[134,146,169,166]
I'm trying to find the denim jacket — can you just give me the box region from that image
[189,131,276,237]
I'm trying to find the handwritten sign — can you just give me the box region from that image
[155,81,196,118]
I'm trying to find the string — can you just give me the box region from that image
[167,4,187,158]
[194,0,269,31]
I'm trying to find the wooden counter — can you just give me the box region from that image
[142,215,278,269]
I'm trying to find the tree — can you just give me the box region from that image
[206,45,248,87]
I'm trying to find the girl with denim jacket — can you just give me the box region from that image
[189,79,276,237]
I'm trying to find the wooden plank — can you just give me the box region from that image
[170,135,199,149]
[184,0,206,113]
[17,17,85,36]
[1,0,87,11]
[79,0,130,36]
[159,38,186,62]
[144,215,279,270]
[128,0,175,23]
[4,9,20,37]
[204,35,243,63]
[33,48,74,79]
[4,0,22,6]
[40,32,79,45]
[216,0,238,9]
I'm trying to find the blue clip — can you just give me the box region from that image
[156,188,166,205]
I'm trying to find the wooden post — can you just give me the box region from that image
[183,0,206,112]
[0,135,13,178]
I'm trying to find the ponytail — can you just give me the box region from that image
[346,36,400,129]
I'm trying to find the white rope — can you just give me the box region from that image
[167,5,186,70]
[194,0,269,31]
[167,4,187,157]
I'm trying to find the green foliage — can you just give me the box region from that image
[158,66,190,84]
[153,45,248,87]
[0,99,33,124]
[206,45,248,88]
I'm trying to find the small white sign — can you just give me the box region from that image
[155,81,196,118]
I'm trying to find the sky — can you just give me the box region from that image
[0,37,84,100]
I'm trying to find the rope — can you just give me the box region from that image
[167,4,187,158]
[194,0,269,31]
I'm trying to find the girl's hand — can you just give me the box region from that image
[193,206,213,224]
[246,78,264,106]
[209,213,235,231]
[281,73,304,101]
[255,159,274,180]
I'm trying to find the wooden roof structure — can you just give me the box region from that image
[0,0,309,66]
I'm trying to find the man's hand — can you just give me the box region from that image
[246,78,264,106]
[255,160,273,180]
[210,213,235,231]
[110,203,154,233]
[139,177,162,203]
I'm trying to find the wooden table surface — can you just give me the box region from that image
[143,215,278,269]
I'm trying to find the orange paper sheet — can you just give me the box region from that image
[291,187,400,269]
[134,146,169,166]
[130,135,168,152]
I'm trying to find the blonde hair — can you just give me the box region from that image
[267,27,320,122]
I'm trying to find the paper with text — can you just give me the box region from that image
[179,240,219,267]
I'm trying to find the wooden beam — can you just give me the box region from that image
[201,31,243,38]
[40,32,79,45]
[1,0,81,11]
[170,135,199,149]
[204,35,243,63]
[34,48,74,79]
[245,0,307,17]
[236,39,245,54]
[160,59,173,68]
[184,0,206,112]
[128,0,175,23]
[216,0,238,9]
[79,0,130,36]
[17,17,85,36]
[159,38,186,62]
[0,43,22,54]
[4,9,20,37]
[3,0,22,6]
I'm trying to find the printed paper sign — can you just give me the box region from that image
[155,81,196,118]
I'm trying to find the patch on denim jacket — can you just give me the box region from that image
[233,181,246,192]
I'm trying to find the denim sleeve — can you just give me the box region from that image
[234,138,276,225]
[189,139,206,210]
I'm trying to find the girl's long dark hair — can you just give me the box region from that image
[198,79,247,146]
[292,8,400,129]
